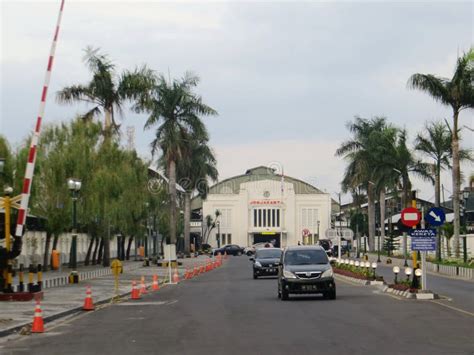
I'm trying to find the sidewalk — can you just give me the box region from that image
[0,255,218,337]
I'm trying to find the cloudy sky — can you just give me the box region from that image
[1,0,473,203]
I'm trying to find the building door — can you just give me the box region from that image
[253,233,281,247]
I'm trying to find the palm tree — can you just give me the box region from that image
[414,121,455,207]
[138,72,217,245]
[408,48,474,256]
[336,116,389,251]
[390,129,433,208]
[57,46,155,134]
[176,134,218,256]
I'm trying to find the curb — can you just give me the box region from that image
[335,273,438,300]
[381,286,438,300]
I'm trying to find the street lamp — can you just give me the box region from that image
[404,267,412,281]
[415,268,422,283]
[317,220,320,244]
[461,190,470,263]
[371,262,377,279]
[67,178,81,275]
[0,157,5,174]
[393,266,400,284]
[216,221,221,248]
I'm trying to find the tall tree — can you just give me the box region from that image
[137,72,217,245]
[408,48,474,256]
[57,46,155,135]
[414,121,465,207]
[336,116,389,251]
[175,134,218,256]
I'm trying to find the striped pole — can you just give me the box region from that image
[15,0,65,238]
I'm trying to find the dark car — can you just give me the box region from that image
[278,246,336,301]
[250,248,282,279]
[213,244,244,256]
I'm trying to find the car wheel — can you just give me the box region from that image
[253,273,258,279]
[246,251,252,256]
[281,289,289,301]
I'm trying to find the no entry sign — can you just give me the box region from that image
[401,207,421,227]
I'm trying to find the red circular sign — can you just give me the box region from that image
[302,228,310,236]
[401,207,421,227]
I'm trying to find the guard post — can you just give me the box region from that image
[110,259,123,296]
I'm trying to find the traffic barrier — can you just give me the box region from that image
[31,301,45,333]
[140,276,148,294]
[172,269,180,283]
[83,285,95,311]
[131,281,141,300]
[152,274,159,291]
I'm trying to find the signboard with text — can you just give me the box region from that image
[410,229,436,251]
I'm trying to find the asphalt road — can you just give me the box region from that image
[374,262,474,314]
[2,257,473,355]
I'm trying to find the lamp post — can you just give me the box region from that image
[461,190,470,263]
[371,262,377,280]
[404,267,412,282]
[393,266,400,284]
[216,221,221,248]
[415,268,422,287]
[67,178,81,273]
[317,220,320,243]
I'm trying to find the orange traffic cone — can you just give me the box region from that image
[140,276,148,294]
[131,281,141,300]
[172,268,180,283]
[186,268,192,279]
[200,264,205,273]
[193,266,199,277]
[83,285,95,311]
[31,301,44,333]
[224,251,228,259]
[152,274,160,291]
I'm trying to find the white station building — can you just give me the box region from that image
[191,166,332,248]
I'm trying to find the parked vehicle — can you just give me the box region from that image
[213,244,244,256]
[244,242,274,256]
[250,248,282,279]
[278,245,336,301]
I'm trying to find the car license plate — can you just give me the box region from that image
[302,285,318,291]
[269,268,275,272]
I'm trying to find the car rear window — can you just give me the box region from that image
[284,249,328,265]
[256,249,282,259]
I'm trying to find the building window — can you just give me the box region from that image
[258,209,262,227]
[272,209,275,227]
[222,234,226,245]
[253,209,257,227]
[227,234,232,244]
[277,209,280,227]
[263,209,266,226]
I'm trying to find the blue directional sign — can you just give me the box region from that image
[425,207,446,227]
[410,229,437,251]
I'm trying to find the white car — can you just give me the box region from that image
[244,242,274,256]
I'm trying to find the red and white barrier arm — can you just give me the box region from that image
[15,0,66,238]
